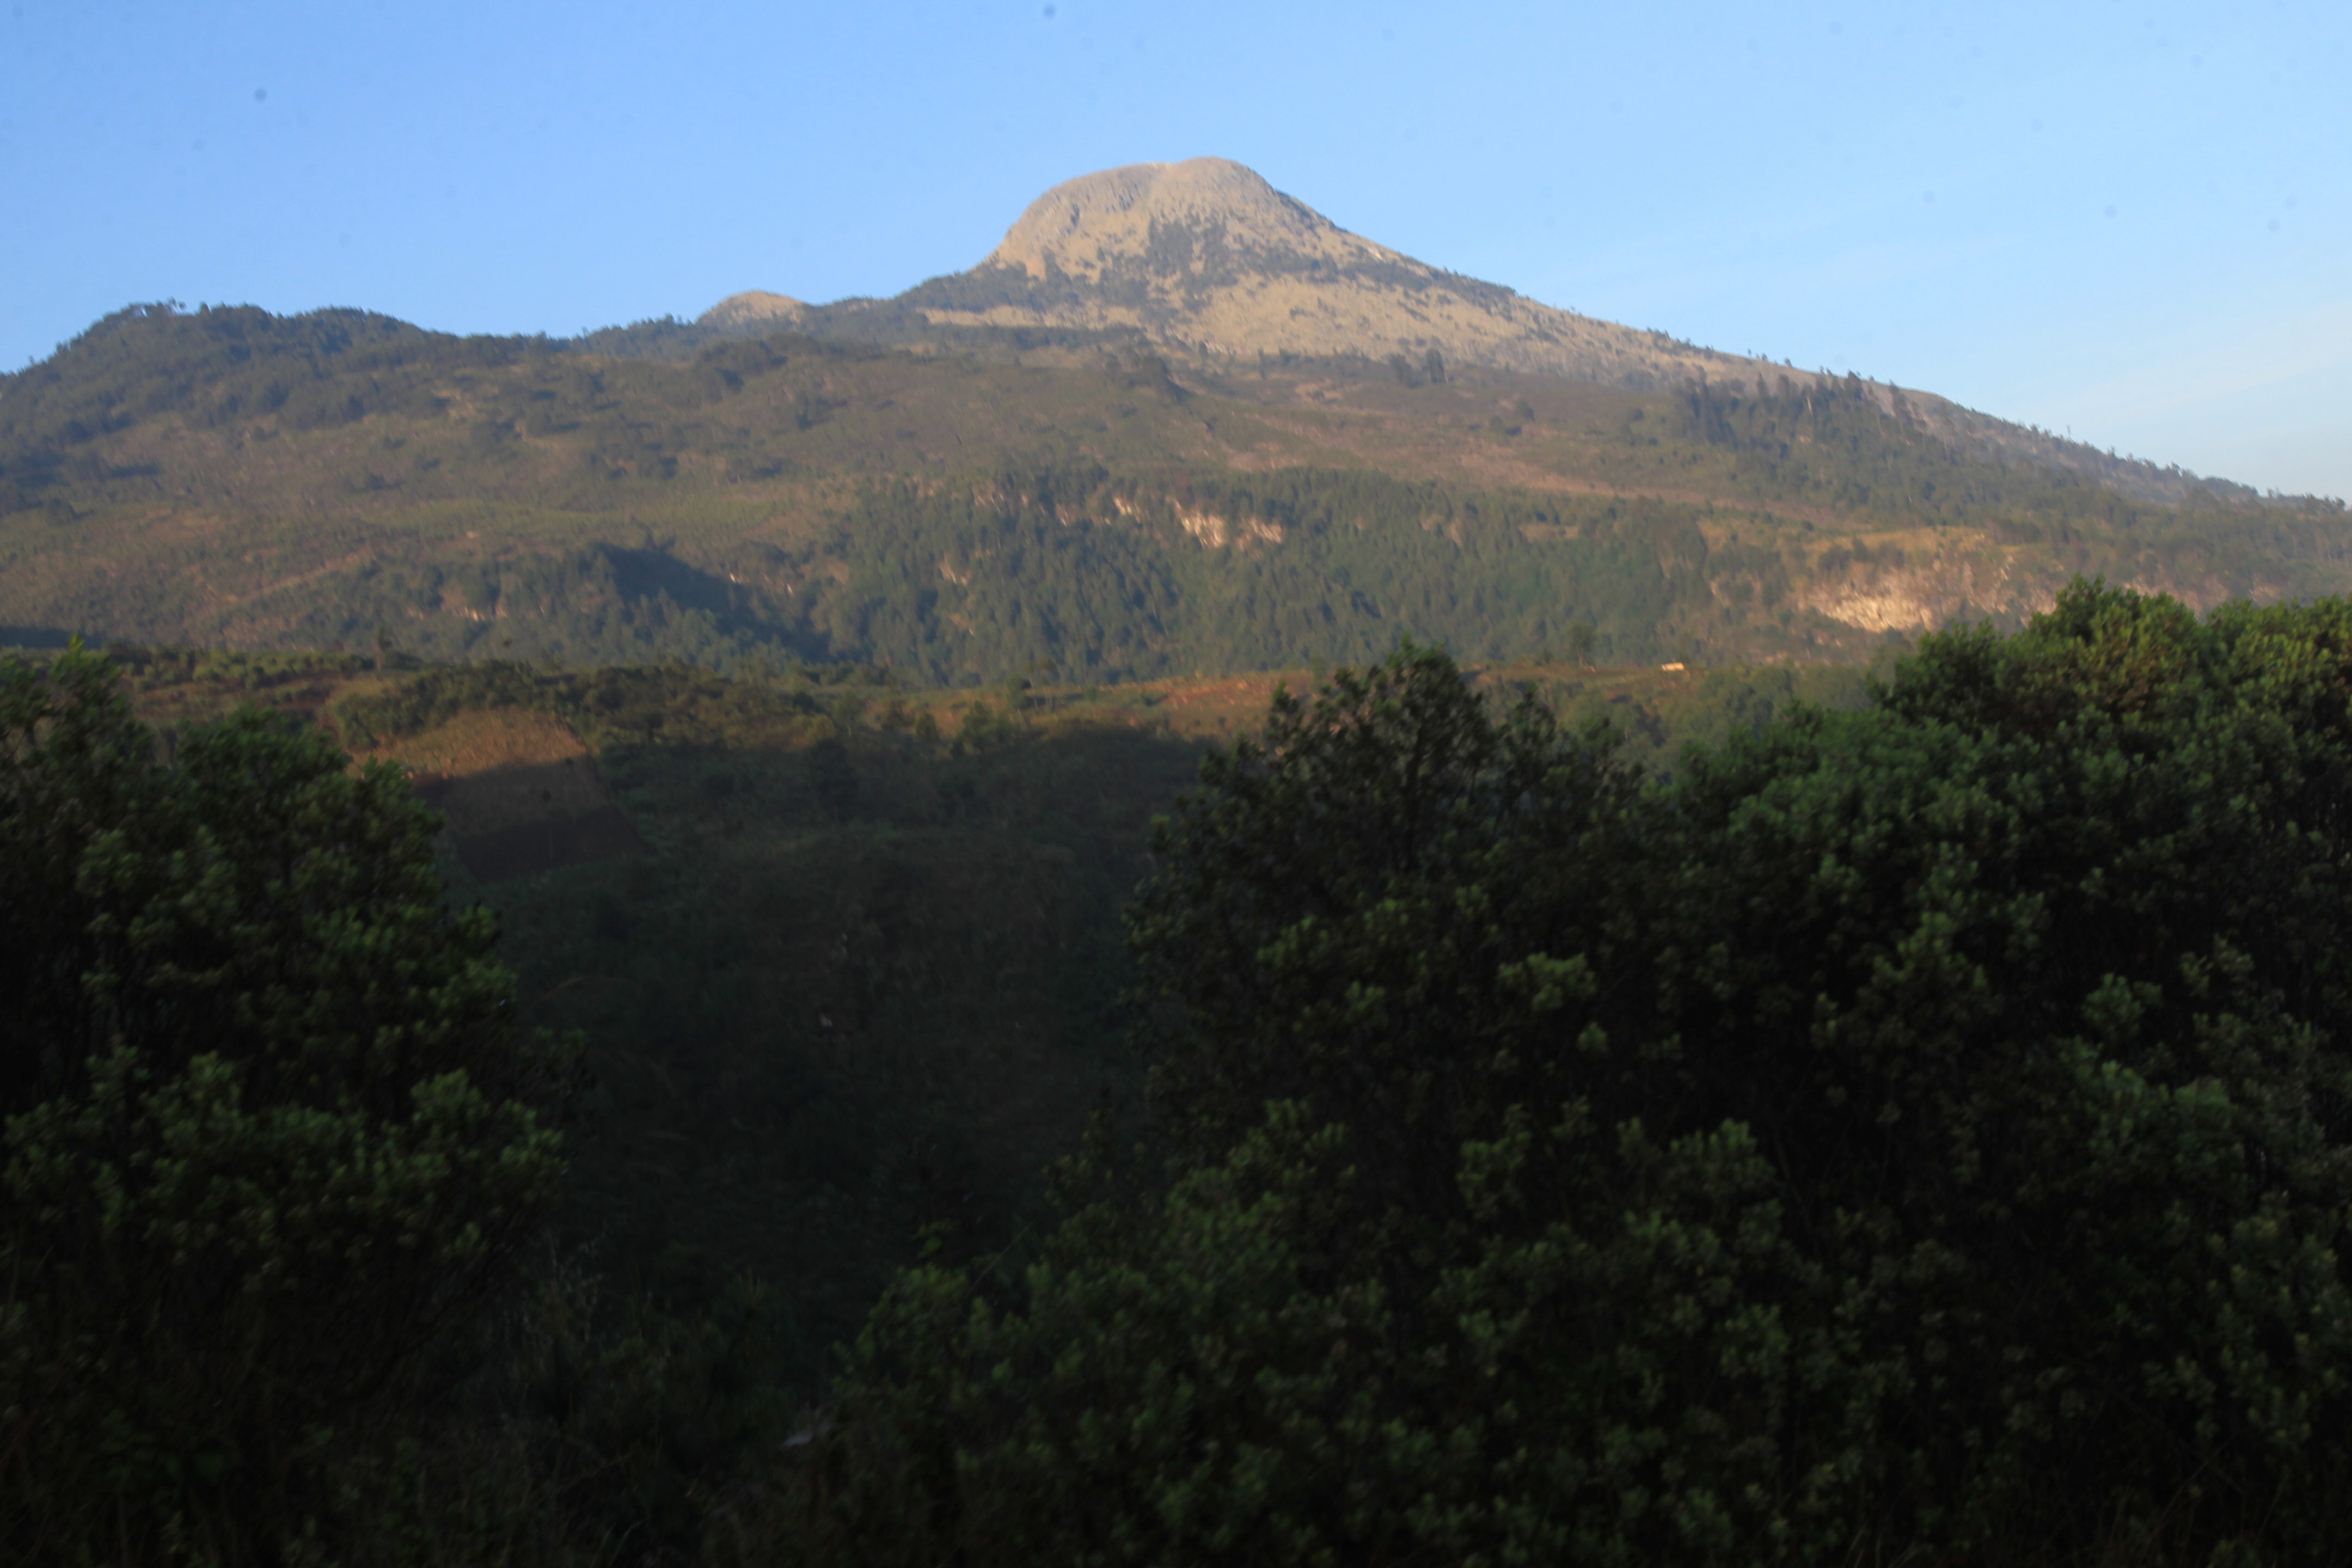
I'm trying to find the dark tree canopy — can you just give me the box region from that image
[0,646,571,1565]
[756,587,2352,1567]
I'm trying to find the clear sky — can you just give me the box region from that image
[4,0,2345,497]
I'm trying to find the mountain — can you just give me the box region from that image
[672,158,1800,395]
[667,158,2287,512]
[820,158,1765,390]
[1,160,2344,675]
[3,298,2342,677]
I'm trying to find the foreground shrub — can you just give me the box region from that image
[0,646,573,1565]
[740,592,2352,1566]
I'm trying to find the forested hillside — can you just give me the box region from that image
[5,303,2344,676]
[53,641,1869,1382]
[0,635,1861,1561]
[763,596,2352,1567]
[22,589,2352,1564]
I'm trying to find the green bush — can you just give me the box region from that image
[742,589,2352,1566]
[0,645,574,1565]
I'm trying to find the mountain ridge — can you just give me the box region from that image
[708,158,1780,394]
[3,161,2344,677]
[685,158,2312,512]
[2,297,2343,678]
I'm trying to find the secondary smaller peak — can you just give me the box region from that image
[700,291,808,331]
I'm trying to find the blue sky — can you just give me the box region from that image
[4,0,2344,497]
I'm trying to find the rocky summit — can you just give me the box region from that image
[954,158,1779,389]
[702,158,1775,392]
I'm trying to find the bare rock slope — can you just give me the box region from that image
[917,158,1773,391]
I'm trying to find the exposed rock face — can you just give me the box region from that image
[916,157,1777,391]
[985,158,1374,283]
[1788,547,2275,638]
[699,290,807,332]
